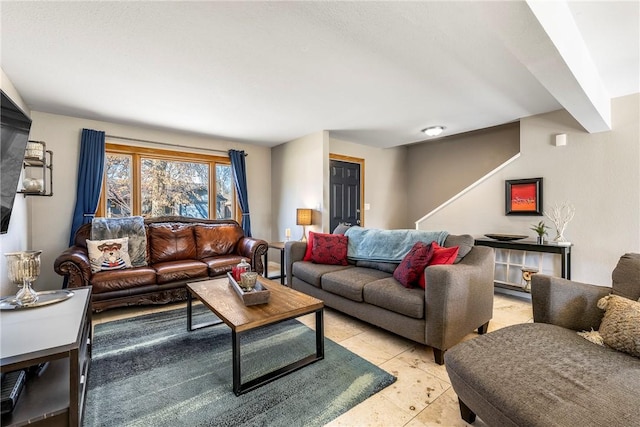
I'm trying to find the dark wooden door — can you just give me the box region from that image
[329,159,361,232]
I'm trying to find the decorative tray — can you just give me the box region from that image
[0,289,74,310]
[227,272,270,306]
[484,234,528,241]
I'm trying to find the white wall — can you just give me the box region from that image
[26,111,272,292]
[0,68,31,296]
[271,131,326,244]
[329,137,409,229]
[418,94,640,285]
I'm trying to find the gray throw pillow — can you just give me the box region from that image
[332,223,352,235]
[444,234,474,263]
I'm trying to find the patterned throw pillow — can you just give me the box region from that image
[310,233,349,266]
[394,242,434,288]
[87,237,133,273]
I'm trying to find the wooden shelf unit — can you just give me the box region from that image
[1,288,92,426]
[475,238,572,292]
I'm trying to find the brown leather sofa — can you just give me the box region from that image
[54,216,268,312]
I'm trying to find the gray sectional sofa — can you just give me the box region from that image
[285,233,495,364]
[445,253,640,426]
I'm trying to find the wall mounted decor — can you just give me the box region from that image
[505,177,543,216]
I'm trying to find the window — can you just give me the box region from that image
[97,143,236,221]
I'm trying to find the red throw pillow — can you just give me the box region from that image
[303,231,316,261]
[310,233,348,266]
[420,242,459,288]
[429,242,459,265]
[393,242,434,288]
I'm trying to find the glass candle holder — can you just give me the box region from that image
[5,250,42,305]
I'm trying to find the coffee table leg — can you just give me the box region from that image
[187,290,193,331]
[232,331,241,395]
[316,309,324,358]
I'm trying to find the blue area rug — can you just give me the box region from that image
[84,305,396,426]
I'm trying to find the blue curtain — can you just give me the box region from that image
[68,129,106,246]
[229,149,252,237]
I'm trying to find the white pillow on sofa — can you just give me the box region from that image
[87,237,133,273]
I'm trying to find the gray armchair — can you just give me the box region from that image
[445,253,640,426]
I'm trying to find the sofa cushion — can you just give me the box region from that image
[444,234,474,263]
[612,253,640,301]
[394,242,434,288]
[311,233,348,265]
[363,277,425,319]
[153,260,209,284]
[321,267,391,302]
[87,237,133,273]
[148,224,197,264]
[90,266,157,294]
[355,260,398,274]
[292,261,353,288]
[194,224,244,259]
[202,255,247,277]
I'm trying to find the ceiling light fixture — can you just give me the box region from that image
[421,126,446,137]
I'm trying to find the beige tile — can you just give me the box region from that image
[378,357,451,416]
[339,327,413,366]
[411,388,486,427]
[298,308,373,342]
[394,346,451,384]
[325,393,414,427]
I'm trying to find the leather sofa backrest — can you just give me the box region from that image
[194,224,244,259]
[148,223,197,264]
[612,253,640,301]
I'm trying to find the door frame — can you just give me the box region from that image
[329,153,365,228]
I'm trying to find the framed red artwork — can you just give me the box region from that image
[505,178,543,215]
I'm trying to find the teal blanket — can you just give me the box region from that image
[344,227,448,262]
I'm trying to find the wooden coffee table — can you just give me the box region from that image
[186,276,324,395]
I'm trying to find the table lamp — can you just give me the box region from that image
[296,208,312,242]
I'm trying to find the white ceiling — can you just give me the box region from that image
[1,1,638,148]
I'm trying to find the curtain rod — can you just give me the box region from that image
[105,134,247,156]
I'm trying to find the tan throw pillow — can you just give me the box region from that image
[87,237,133,273]
[597,295,640,358]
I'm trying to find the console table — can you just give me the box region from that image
[475,239,572,291]
[1,287,92,427]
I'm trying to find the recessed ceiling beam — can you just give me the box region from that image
[525,0,611,133]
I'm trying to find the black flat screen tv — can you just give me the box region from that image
[1,90,32,234]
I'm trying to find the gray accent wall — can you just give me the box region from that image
[406,122,520,223]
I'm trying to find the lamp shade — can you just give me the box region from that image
[296,208,312,226]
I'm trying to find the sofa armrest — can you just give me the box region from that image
[285,241,307,285]
[54,246,92,288]
[425,246,495,351]
[236,237,268,275]
[531,275,610,331]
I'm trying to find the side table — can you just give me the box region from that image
[265,241,285,284]
[1,287,92,427]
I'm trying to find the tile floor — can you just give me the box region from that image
[92,264,533,427]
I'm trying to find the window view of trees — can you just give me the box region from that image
[99,144,236,221]
[141,158,209,218]
[105,154,132,218]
